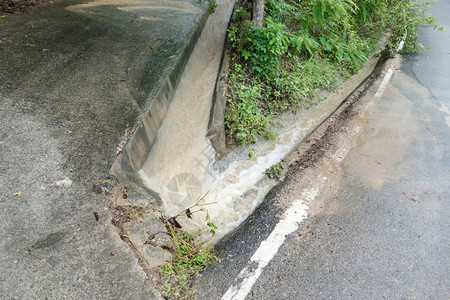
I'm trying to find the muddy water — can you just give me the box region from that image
[138,0,236,221]
[346,66,432,190]
[136,0,310,235]
[134,0,384,239]
[136,15,381,239]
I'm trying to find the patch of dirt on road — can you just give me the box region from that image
[1,0,51,14]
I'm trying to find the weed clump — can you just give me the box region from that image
[156,192,220,299]
[157,222,220,300]
[225,0,440,145]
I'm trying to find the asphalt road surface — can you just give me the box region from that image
[195,1,449,299]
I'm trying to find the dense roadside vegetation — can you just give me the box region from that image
[225,0,440,145]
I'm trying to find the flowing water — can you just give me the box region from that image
[137,0,236,232]
[137,0,379,241]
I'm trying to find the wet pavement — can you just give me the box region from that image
[194,1,450,298]
[0,0,207,298]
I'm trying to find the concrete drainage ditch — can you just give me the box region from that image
[107,0,390,275]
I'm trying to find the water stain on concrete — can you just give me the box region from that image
[29,231,66,251]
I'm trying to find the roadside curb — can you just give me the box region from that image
[206,34,391,243]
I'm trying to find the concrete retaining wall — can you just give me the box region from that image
[110,7,211,181]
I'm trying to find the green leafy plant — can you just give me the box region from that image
[157,192,220,299]
[167,191,218,236]
[157,226,219,299]
[224,62,274,144]
[265,161,283,179]
[224,0,441,146]
[208,0,217,13]
[248,148,255,159]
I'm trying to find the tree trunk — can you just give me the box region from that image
[252,0,265,27]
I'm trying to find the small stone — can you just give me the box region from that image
[153,233,173,248]
[143,244,172,269]
[56,178,72,187]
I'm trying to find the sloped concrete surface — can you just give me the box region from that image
[0,0,207,298]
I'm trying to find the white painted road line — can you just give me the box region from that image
[221,52,400,300]
[374,67,393,99]
[221,190,314,300]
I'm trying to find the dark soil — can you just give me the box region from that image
[0,0,51,14]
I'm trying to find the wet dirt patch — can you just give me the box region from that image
[272,59,389,214]
[29,231,66,251]
[345,63,432,190]
[0,0,51,15]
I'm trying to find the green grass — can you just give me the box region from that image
[156,193,219,299]
[156,225,219,300]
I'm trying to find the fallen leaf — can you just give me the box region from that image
[13,190,22,196]
[403,192,420,202]
[42,49,48,52]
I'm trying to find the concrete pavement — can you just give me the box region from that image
[0,0,208,298]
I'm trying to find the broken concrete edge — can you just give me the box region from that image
[106,187,173,286]
[109,4,211,187]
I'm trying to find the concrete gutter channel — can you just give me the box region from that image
[110,5,210,182]
[110,0,391,289]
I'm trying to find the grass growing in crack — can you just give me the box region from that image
[157,192,220,299]
[157,225,220,299]
[208,0,217,13]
